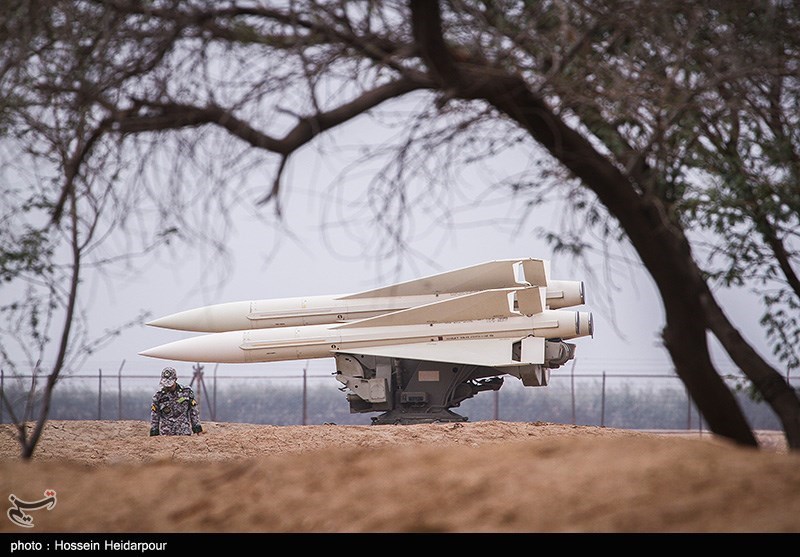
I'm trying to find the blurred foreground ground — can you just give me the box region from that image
[0,420,797,533]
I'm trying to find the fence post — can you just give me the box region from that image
[570,359,576,425]
[191,363,207,420]
[117,359,125,420]
[493,389,499,421]
[600,371,606,427]
[213,363,218,422]
[302,363,308,425]
[686,387,692,430]
[98,368,102,420]
[1,367,4,424]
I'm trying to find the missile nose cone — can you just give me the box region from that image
[146,302,252,333]
[138,344,181,360]
[139,332,247,363]
[146,310,211,332]
[138,346,168,359]
[146,315,178,329]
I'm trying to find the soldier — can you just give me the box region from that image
[150,367,203,436]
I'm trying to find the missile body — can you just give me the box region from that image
[147,280,586,333]
[146,258,585,333]
[146,294,459,332]
[140,309,593,364]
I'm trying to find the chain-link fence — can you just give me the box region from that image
[0,362,793,430]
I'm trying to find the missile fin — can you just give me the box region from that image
[339,259,540,299]
[516,286,546,315]
[521,258,550,286]
[335,287,528,329]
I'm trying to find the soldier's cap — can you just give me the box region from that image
[160,367,177,388]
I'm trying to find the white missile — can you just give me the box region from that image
[146,258,586,332]
[140,286,593,366]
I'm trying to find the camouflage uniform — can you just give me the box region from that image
[150,367,203,436]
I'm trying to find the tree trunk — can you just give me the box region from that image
[700,287,800,449]
[409,0,759,447]
[657,269,758,445]
[483,84,759,447]
[611,201,758,447]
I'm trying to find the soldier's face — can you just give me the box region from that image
[166,383,177,392]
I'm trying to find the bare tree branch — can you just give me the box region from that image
[104,76,432,205]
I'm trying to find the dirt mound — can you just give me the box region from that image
[1,420,797,532]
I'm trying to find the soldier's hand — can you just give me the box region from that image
[149,428,159,437]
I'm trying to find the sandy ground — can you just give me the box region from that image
[0,420,798,533]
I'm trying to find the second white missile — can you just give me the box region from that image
[147,258,586,333]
